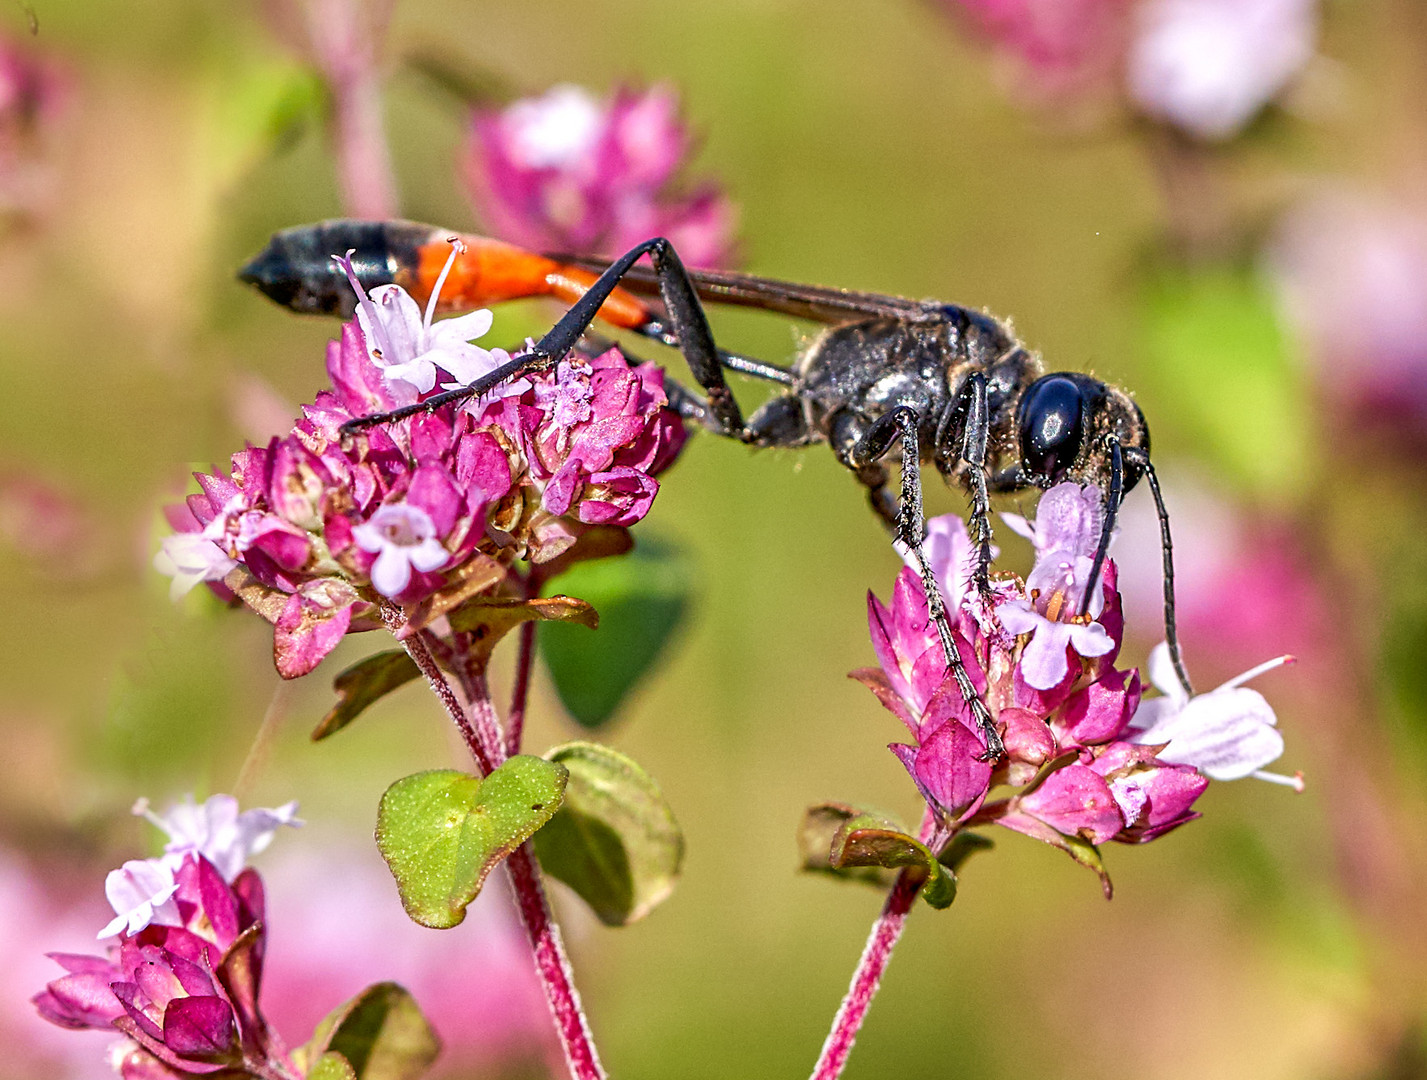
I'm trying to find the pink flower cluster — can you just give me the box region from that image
[463,84,734,266]
[34,797,300,1080]
[857,485,1296,889]
[157,256,685,678]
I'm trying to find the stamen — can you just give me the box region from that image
[1215,654,1297,692]
[1044,588,1066,623]
[424,237,467,333]
[1251,769,1305,792]
[333,250,394,360]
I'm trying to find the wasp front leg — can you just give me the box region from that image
[849,406,1005,762]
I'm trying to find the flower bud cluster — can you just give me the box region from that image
[157,270,685,678]
[858,484,1296,882]
[33,797,299,1079]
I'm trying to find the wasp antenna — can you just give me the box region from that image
[1081,436,1123,619]
[1134,454,1194,697]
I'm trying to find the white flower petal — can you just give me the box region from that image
[371,545,415,597]
[408,537,451,574]
[433,309,495,344]
[1146,641,1190,706]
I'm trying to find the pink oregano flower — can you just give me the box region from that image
[35,796,296,1078]
[857,486,1297,893]
[157,255,686,678]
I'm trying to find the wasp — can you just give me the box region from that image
[241,220,1195,759]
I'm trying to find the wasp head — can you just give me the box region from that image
[1016,372,1149,500]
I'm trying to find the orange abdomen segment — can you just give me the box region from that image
[403,236,651,329]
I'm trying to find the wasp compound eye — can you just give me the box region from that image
[1017,373,1107,485]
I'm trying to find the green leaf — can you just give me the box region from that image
[376,759,568,928]
[797,803,898,888]
[798,803,955,907]
[301,983,439,1080]
[313,651,421,741]
[533,742,684,925]
[447,594,599,669]
[937,831,994,873]
[1138,264,1313,501]
[307,1053,358,1080]
[539,536,691,728]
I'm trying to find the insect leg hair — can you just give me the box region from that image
[851,405,1006,761]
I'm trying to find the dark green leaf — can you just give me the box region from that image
[539,536,691,727]
[533,742,683,925]
[313,651,420,741]
[937,831,994,873]
[302,983,439,1080]
[376,760,567,928]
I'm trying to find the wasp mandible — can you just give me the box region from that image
[241,220,1195,759]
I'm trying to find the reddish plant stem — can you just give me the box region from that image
[386,604,605,1079]
[809,809,945,1080]
[382,605,494,775]
[506,619,537,757]
[301,0,399,218]
[507,843,608,1080]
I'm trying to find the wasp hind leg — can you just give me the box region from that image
[849,405,1005,762]
[343,236,749,438]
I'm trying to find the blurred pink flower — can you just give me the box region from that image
[1266,191,1427,440]
[938,0,1319,138]
[1126,0,1318,140]
[1114,474,1337,682]
[0,33,65,217]
[936,0,1133,95]
[463,84,735,265]
[0,852,115,1080]
[258,841,557,1078]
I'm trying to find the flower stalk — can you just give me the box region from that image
[386,602,606,1080]
[810,808,946,1080]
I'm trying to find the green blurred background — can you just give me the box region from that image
[5,1,1426,1078]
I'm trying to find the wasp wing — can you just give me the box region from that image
[548,254,943,325]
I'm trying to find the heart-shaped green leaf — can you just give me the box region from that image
[798,803,956,909]
[313,650,421,741]
[376,759,567,928]
[534,742,684,925]
[539,536,691,728]
[301,983,439,1080]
